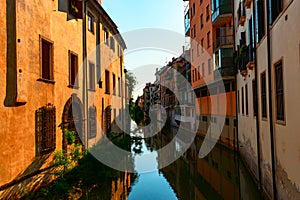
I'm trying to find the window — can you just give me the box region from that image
[208,59,211,74]
[202,62,205,77]
[41,37,53,81]
[237,90,240,114]
[197,66,200,80]
[245,84,249,115]
[261,72,267,118]
[89,62,95,90]
[200,0,203,5]
[225,118,230,126]
[69,51,78,87]
[88,13,94,33]
[192,3,195,17]
[104,29,109,45]
[110,37,115,51]
[192,69,195,82]
[197,44,200,56]
[242,87,244,115]
[256,0,265,42]
[36,104,56,155]
[105,70,110,94]
[206,5,210,21]
[253,80,258,116]
[201,38,204,53]
[113,73,116,95]
[275,61,284,121]
[193,24,196,37]
[118,77,121,96]
[202,116,208,122]
[270,0,282,24]
[207,31,211,48]
[200,14,204,29]
[88,106,97,139]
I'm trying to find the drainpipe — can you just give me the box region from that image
[253,0,262,189]
[82,0,89,148]
[266,0,277,199]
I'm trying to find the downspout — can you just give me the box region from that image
[253,0,262,189]
[266,0,277,199]
[82,0,89,148]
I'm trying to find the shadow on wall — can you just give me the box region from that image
[0,154,54,199]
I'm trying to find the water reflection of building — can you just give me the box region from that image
[111,171,132,200]
[145,127,261,199]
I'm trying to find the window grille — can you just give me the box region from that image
[36,104,56,155]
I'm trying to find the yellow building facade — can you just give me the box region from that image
[0,0,127,195]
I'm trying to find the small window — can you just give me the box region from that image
[261,72,267,118]
[225,118,230,126]
[253,80,258,116]
[208,59,211,74]
[69,51,78,87]
[89,62,95,90]
[237,90,240,114]
[104,30,109,45]
[275,61,284,121]
[200,14,204,29]
[88,14,94,33]
[202,62,205,77]
[36,104,56,155]
[207,31,211,48]
[202,116,208,122]
[105,70,110,94]
[206,5,210,21]
[118,77,121,96]
[88,106,97,139]
[200,0,203,5]
[40,37,54,81]
[201,38,204,53]
[193,24,196,37]
[112,73,116,95]
[245,84,249,115]
[110,37,115,51]
[242,87,244,115]
[197,66,200,80]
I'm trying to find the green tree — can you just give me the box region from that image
[125,70,137,98]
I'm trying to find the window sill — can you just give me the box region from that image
[88,89,96,92]
[276,120,286,126]
[68,85,79,89]
[37,78,55,84]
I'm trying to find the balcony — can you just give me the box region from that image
[246,45,255,70]
[184,7,190,36]
[214,65,236,80]
[212,0,232,26]
[238,2,246,26]
[213,26,234,50]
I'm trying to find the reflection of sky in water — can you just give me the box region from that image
[129,125,178,200]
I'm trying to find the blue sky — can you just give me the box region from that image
[102,0,186,34]
[102,0,188,98]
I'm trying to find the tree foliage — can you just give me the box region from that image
[125,70,137,98]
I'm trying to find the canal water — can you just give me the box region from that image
[126,124,263,200]
[25,123,263,199]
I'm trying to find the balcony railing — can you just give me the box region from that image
[212,2,232,25]
[214,65,236,80]
[213,35,234,50]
